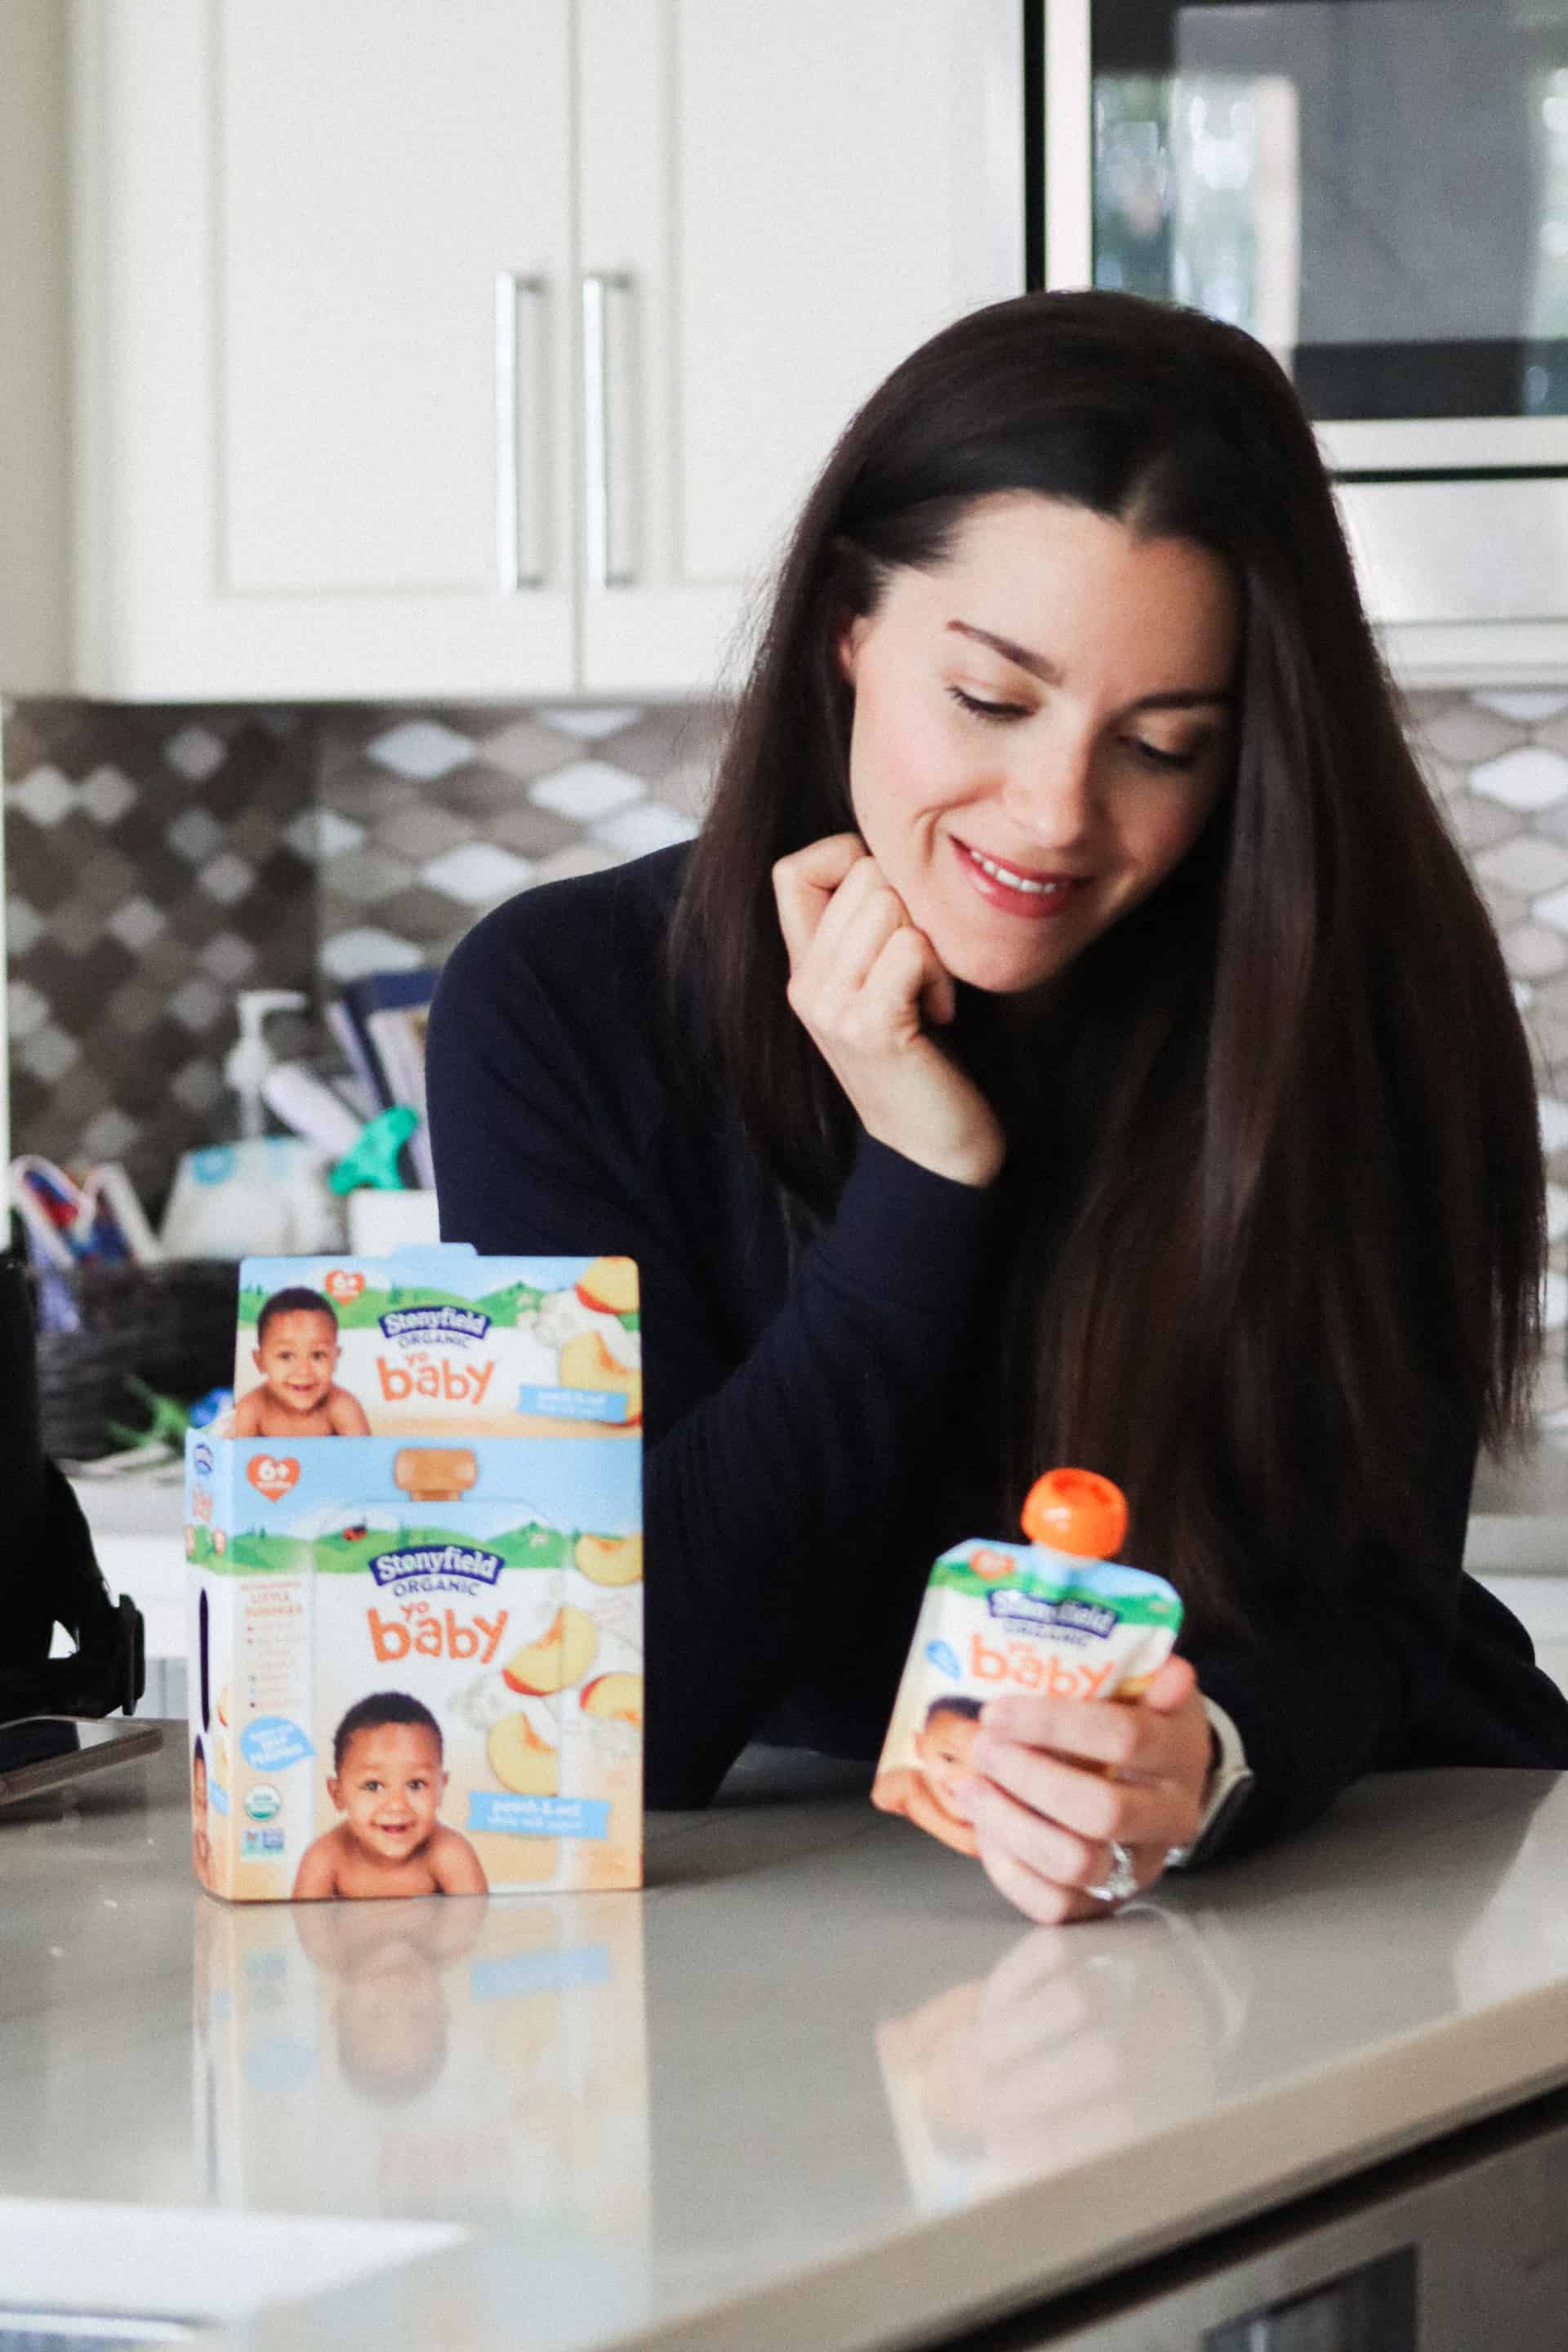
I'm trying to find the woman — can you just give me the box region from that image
[429,291,1568,1922]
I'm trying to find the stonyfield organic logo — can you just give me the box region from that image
[379,1304,492,1348]
[370,1543,505,1589]
[987,1590,1119,1641]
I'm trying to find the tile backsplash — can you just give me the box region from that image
[6,684,1568,1425]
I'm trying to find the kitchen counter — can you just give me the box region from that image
[6,1736,1568,2349]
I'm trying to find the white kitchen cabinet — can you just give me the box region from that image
[575,0,1022,693]
[69,0,1022,702]
[73,0,577,700]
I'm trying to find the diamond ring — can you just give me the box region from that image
[1084,1838,1138,1906]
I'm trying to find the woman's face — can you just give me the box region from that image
[837,492,1238,997]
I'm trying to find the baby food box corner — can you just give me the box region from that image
[186,1246,644,1904]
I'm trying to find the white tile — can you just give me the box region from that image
[328,847,418,904]
[5,894,44,957]
[1477,836,1568,898]
[528,760,646,822]
[366,719,476,781]
[1473,691,1568,723]
[198,852,256,906]
[1544,1269,1568,1333]
[20,1023,78,1083]
[163,724,227,783]
[79,764,139,826]
[1548,1183,1568,1243]
[1514,980,1539,1010]
[9,764,77,826]
[418,841,535,906]
[80,1107,141,1161]
[6,977,50,1040]
[1471,746,1568,813]
[1503,922,1568,979]
[168,975,228,1033]
[1539,1096,1568,1154]
[167,806,225,865]
[200,931,256,983]
[592,801,699,857]
[1419,703,1524,764]
[171,1057,225,1113]
[106,895,167,953]
[1531,884,1568,938]
[524,842,621,886]
[286,808,367,862]
[319,925,426,983]
[534,706,642,741]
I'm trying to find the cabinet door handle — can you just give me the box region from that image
[581,271,635,588]
[495,272,547,591]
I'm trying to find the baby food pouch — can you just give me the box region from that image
[871,1470,1183,1855]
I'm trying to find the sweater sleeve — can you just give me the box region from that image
[427,891,1004,1804]
[1183,1414,1568,1862]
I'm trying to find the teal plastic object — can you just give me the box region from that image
[328,1104,419,1194]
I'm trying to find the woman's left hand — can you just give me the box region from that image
[960,1658,1212,1924]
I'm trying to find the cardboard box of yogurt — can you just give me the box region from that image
[187,1250,643,1903]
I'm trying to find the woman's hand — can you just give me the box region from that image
[960,1658,1212,1924]
[772,833,1005,1187]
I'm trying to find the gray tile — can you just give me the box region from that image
[371,801,477,862]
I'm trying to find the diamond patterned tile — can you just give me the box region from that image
[1477,836,1568,898]
[418,841,535,906]
[1540,1098,1568,1155]
[7,978,50,1040]
[163,724,227,782]
[593,801,699,857]
[326,846,419,904]
[5,893,45,956]
[168,975,228,1033]
[1471,746,1568,813]
[198,853,257,906]
[50,900,113,957]
[533,705,642,742]
[199,931,257,984]
[1545,1271,1568,1333]
[371,801,477,862]
[1419,702,1527,765]
[106,894,167,952]
[171,1057,225,1114]
[79,1106,141,1161]
[1549,1183,1568,1243]
[370,884,479,948]
[525,842,622,887]
[366,719,477,782]
[528,760,646,822]
[476,716,581,782]
[11,764,77,826]
[480,800,581,860]
[1531,884,1568,938]
[106,978,167,1036]
[318,758,421,819]
[597,705,728,783]
[75,844,144,915]
[1472,690,1568,724]
[79,764,139,826]
[319,925,426,983]
[20,1024,79,1082]
[1503,922,1568,979]
[167,806,225,865]
[285,808,367,863]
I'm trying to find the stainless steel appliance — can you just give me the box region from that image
[1031,1,1568,646]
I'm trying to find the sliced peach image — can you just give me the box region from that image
[574,1532,644,1587]
[488,1711,560,1796]
[574,1255,639,1316]
[580,1673,644,1728]
[557,1330,643,1425]
[501,1603,598,1695]
[216,1685,230,1726]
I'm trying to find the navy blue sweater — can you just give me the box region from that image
[427,844,1568,1853]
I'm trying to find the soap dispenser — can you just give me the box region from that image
[223,990,308,1139]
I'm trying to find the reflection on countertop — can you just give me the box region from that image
[5,1738,1568,2352]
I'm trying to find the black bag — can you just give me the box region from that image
[0,1250,145,1722]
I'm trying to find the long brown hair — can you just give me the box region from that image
[670,292,1542,1637]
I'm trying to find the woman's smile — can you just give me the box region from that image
[838,492,1236,996]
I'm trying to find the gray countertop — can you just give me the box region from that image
[5,1735,1568,2350]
